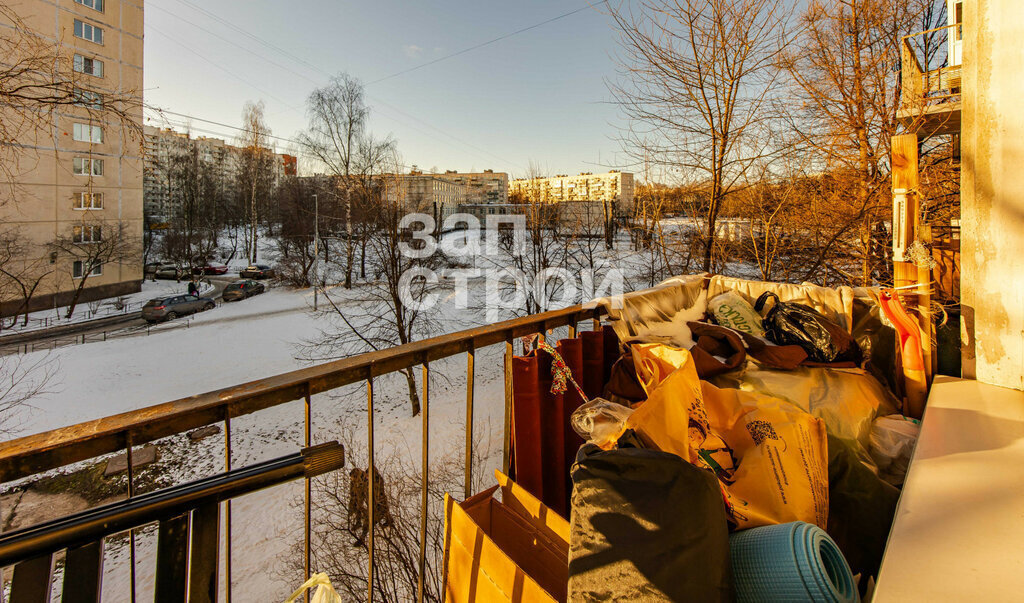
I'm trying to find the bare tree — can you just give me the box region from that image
[607,0,790,272]
[236,101,275,264]
[300,164,443,417]
[778,0,935,285]
[0,354,58,437]
[48,219,137,318]
[299,74,377,289]
[0,226,52,329]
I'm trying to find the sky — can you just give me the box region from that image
[143,0,633,178]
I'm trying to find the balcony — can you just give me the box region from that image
[897,24,962,136]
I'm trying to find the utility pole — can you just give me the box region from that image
[313,193,319,311]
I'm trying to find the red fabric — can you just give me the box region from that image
[511,328,620,517]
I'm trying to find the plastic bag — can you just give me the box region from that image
[708,291,766,337]
[627,344,830,530]
[569,397,633,449]
[283,573,342,603]
[868,415,921,486]
[754,292,862,364]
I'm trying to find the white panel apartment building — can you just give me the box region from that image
[508,171,635,212]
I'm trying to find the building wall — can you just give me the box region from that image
[960,0,1024,389]
[508,171,634,211]
[0,0,145,312]
[436,170,509,204]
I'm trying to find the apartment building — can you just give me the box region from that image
[143,125,296,222]
[436,170,509,204]
[508,171,635,212]
[385,172,468,223]
[0,0,145,315]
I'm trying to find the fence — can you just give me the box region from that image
[0,300,609,601]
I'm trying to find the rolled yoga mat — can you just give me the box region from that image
[730,521,859,603]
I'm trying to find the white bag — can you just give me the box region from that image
[868,415,921,486]
[283,573,343,603]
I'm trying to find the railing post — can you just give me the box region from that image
[224,416,233,603]
[366,376,375,603]
[503,337,514,475]
[418,362,430,603]
[126,432,137,603]
[303,383,313,603]
[464,348,474,499]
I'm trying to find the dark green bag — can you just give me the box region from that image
[568,443,733,602]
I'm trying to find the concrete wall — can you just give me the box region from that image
[960,0,1024,389]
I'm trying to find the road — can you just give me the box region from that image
[0,276,238,352]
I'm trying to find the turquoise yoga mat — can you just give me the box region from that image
[730,522,859,603]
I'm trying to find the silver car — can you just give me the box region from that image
[141,294,215,323]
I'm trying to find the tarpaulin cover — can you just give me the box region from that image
[568,444,732,602]
[511,326,618,517]
[627,343,830,530]
[443,470,570,603]
[730,521,859,603]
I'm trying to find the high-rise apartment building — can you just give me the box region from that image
[436,170,509,204]
[508,171,635,211]
[143,125,296,222]
[0,0,145,315]
[384,172,468,223]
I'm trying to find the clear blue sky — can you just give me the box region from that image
[143,0,631,177]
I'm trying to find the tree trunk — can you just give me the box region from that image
[344,186,354,288]
[402,367,421,416]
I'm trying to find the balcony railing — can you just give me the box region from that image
[899,23,963,135]
[0,302,607,601]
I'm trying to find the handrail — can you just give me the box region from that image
[0,303,605,483]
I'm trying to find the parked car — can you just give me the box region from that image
[142,294,216,323]
[222,279,266,302]
[153,264,186,280]
[240,264,275,279]
[191,262,229,276]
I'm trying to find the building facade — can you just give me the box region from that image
[508,171,635,212]
[436,170,509,204]
[143,125,294,222]
[385,172,468,223]
[0,0,145,315]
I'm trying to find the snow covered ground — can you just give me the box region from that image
[3,229,762,599]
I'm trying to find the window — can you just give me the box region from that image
[73,261,102,278]
[73,123,103,143]
[74,88,103,110]
[73,54,104,77]
[72,224,102,243]
[73,157,104,176]
[74,0,104,11]
[73,192,103,209]
[73,19,103,44]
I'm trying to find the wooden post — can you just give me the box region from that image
[891,133,932,412]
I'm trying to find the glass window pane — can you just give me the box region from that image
[95,27,102,44]
[74,20,83,37]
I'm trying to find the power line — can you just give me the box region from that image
[368,3,597,85]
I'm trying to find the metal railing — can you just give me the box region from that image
[0,301,607,601]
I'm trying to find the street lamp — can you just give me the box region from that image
[313,193,319,311]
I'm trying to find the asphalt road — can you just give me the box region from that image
[0,275,238,350]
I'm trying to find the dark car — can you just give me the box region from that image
[153,264,186,280]
[191,262,229,276]
[240,264,275,279]
[141,294,216,323]
[222,279,265,302]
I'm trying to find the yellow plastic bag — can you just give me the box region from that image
[443,470,569,603]
[627,344,830,530]
[283,573,342,603]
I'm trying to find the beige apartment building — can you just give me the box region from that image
[436,169,509,204]
[0,0,144,315]
[509,171,635,212]
[386,172,468,223]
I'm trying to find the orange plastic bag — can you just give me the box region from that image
[443,470,569,603]
[627,344,829,530]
